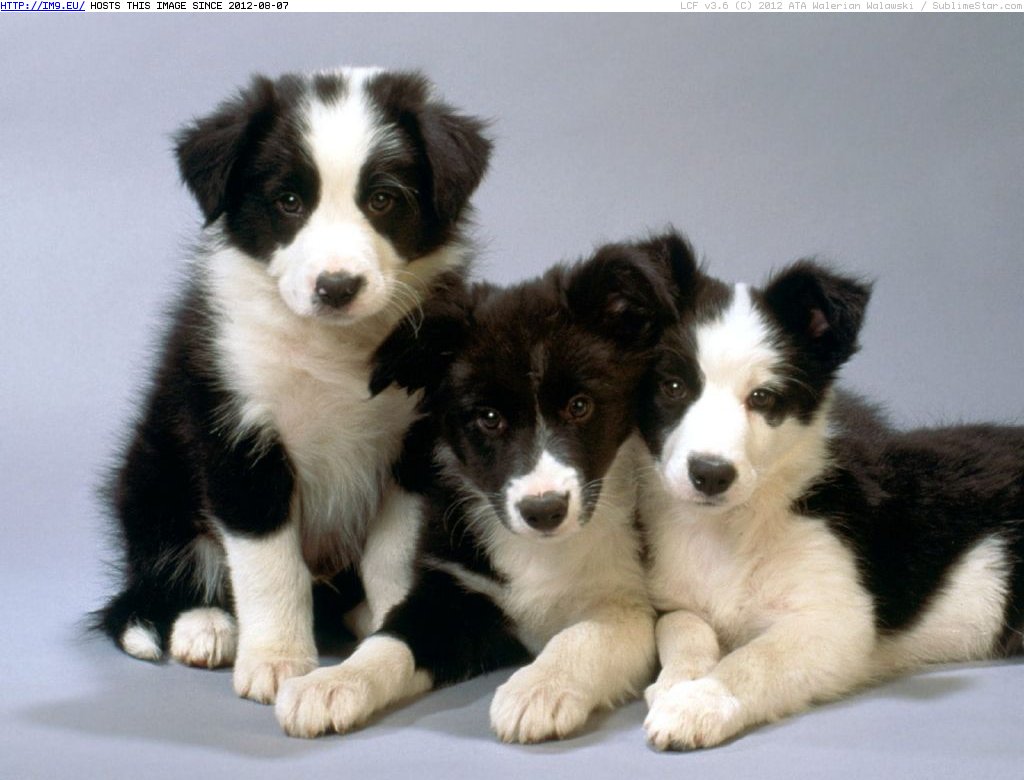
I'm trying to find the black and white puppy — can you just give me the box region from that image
[275,244,676,742]
[637,232,1024,749]
[97,68,491,704]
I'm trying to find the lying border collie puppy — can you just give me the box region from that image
[274,244,676,742]
[96,68,491,704]
[638,232,1024,749]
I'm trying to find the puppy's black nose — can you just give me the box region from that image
[315,271,365,309]
[688,456,737,497]
[517,492,570,532]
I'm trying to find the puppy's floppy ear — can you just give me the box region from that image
[366,71,492,228]
[418,102,492,227]
[564,243,678,349]
[369,273,472,397]
[174,75,278,223]
[634,229,702,310]
[762,260,872,371]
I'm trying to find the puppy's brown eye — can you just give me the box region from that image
[476,408,507,435]
[661,379,687,401]
[367,191,395,215]
[276,192,304,216]
[563,394,593,423]
[747,388,777,411]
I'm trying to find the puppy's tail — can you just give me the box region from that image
[91,581,180,662]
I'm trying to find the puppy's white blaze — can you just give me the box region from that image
[697,285,778,387]
[504,450,583,537]
[270,74,406,322]
[659,284,783,508]
[120,623,162,661]
[305,73,378,198]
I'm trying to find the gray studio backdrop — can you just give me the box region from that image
[3,13,1023,780]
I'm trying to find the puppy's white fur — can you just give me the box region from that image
[346,485,424,639]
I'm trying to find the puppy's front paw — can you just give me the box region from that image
[490,666,590,743]
[170,608,237,669]
[275,666,378,738]
[233,651,316,704]
[644,678,743,750]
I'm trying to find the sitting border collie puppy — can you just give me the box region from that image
[274,245,676,742]
[96,68,491,704]
[637,232,1024,749]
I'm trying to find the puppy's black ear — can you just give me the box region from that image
[174,76,278,223]
[366,71,492,229]
[634,229,703,311]
[762,260,872,371]
[418,102,492,227]
[565,243,678,349]
[369,273,472,397]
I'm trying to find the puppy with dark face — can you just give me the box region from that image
[97,68,491,705]
[275,243,676,743]
[637,231,1024,750]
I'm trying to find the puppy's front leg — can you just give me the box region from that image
[206,433,315,704]
[278,567,527,738]
[344,485,421,639]
[276,633,430,738]
[490,604,656,743]
[645,613,874,750]
[222,518,316,704]
[644,609,721,707]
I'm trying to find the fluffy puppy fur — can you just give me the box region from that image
[636,231,1024,749]
[96,67,491,704]
[274,244,677,742]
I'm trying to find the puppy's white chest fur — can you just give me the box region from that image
[207,247,419,573]
[642,479,869,651]
[492,513,642,654]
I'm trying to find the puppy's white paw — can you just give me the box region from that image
[234,650,317,704]
[170,608,237,668]
[644,678,743,750]
[276,666,379,738]
[490,666,591,743]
